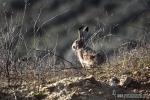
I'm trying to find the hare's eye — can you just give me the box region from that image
[73,46,76,49]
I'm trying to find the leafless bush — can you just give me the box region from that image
[0,2,80,98]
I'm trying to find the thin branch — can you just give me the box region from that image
[34,8,43,34]
[33,48,79,68]
[36,9,70,33]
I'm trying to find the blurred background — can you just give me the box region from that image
[0,0,150,63]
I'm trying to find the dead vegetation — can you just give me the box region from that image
[0,0,150,100]
[0,30,149,100]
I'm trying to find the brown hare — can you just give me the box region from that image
[72,26,106,69]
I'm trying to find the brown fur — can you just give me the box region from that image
[72,26,106,69]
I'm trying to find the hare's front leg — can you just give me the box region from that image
[81,62,86,68]
[80,63,87,76]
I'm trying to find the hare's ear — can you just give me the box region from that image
[83,26,89,32]
[78,26,89,32]
[78,26,88,39]
[79,26,84,31]
[78,26,83,39]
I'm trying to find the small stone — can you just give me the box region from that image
[145,66,150,70]
[133,71,141,76]
[98,91,104,95]
[119,75,132,86]
[27,91,34,97]
[139,90,145,93]
[40,86,47,92]
[132,89,137,93]
[88,89,92,93]
[109,77,120,87]
[80,92,86,95]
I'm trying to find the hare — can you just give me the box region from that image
[72,26,106,69]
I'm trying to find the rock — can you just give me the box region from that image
[133,71,141,76]
[119,75,140,88]
[27,91,34,97]
[42,75,107,100]
[109,77,120,87]
[119,75,132,86]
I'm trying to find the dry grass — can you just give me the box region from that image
[0,38,150,99]
[0,3,149,99]
[94,45,150,84]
